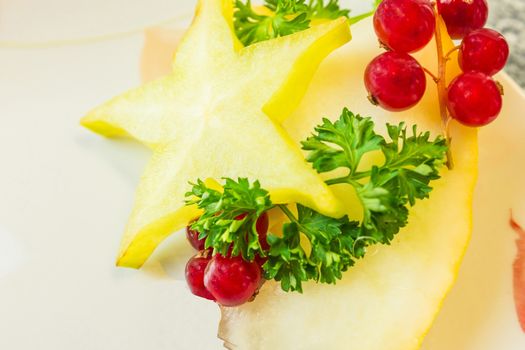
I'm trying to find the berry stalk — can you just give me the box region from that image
[433,12,454,169]
[368,0,507,170]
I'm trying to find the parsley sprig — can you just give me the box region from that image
[234,0,376,46]
[185,178,273,260]
[303,108,447,243]
[267,204,361,292]
[185,109,447,292]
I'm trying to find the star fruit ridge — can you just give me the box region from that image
[81,0,351,268]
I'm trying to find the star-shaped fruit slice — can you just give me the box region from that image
[220,19,479,350]
[81,0,351,268]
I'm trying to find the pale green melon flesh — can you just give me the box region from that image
[218,18,478,350]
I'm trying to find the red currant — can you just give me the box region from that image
[254,254,268,269]
[235,212,270,251]
[256,212,270,250]
[234,213,248,220]
[437,0,488,39]
[204,254,261,307]
[186,219,206,250]
[447,72,502,127]
[373,0,436,53]
[459,28,509,76]
[185,252,215,301]
[254,212,270,269]
[364,52,427,111]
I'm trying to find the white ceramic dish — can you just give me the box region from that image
[0,1,524,349]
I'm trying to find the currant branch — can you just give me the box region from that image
[366,0,508,171]
[433,9,455,169]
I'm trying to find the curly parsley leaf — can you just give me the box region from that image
[302,109,383,174]
[185,178,363,293]
[382,123,447,205]
[234,0,310,46]
[184,108,446,293]
[302,108,447,245]
[233,0,383,46]
[264,220,311,292]
[233,0,350,46]
[308,0,350,19]
[185,178,273,260]
[265,204,361,292]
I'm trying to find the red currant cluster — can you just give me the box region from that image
[365,0,509,127]
[184,213,269,306]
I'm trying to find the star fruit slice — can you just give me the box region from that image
[81,0,351,268]
[142,18,478,349]
[218,20,478,350]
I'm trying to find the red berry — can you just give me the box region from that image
[256,212,270,250]
[237,211,270,270]
[186,220,206,250]
[364,52,427,111]
[234,213,248,220]
[459,28,509,76]
[373,0,435,53]
[204,254,261,307]
[437,0,488,39]
[254,254,268,269]
[235,212,270,251]
[447,72,502,127]
[185,252,215,301]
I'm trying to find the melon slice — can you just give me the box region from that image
[81,0,351,268]
[139,6,477,350]
[217,20,478,350]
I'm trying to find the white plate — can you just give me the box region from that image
[1,1,524,349]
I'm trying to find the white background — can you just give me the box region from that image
[1,1,524,349]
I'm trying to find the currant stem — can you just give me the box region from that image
[422,67,439,83]
[434,12,454,170]
[444,46,460,61]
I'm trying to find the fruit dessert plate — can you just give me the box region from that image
[75,0,525,348]
[80,0,482,348]
[1,0,525,349]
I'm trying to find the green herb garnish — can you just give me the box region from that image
[302,108,447,241]
[185,108,447,292]
[185,178,272,261]
[233,0,378,46]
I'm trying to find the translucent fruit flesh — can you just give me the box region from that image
[142,8,477,350]
[81,0,351,268]
[219,18,478,350]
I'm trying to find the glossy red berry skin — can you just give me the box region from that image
[255,212,270,250]
[254,212,270,270]
[373,0,436,53]
[185,252,215,301]
[186,220,206,250]
[459,29,509,76]
[234,213,248,220]
[204,254,261,307]
[364,52,427,111]
[254,254,268,269]
[447,72,502,127]
[235,212,270,251]
[437,0,488,39]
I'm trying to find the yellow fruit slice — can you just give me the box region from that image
[80,0,351,268]
[218,19,478,350]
